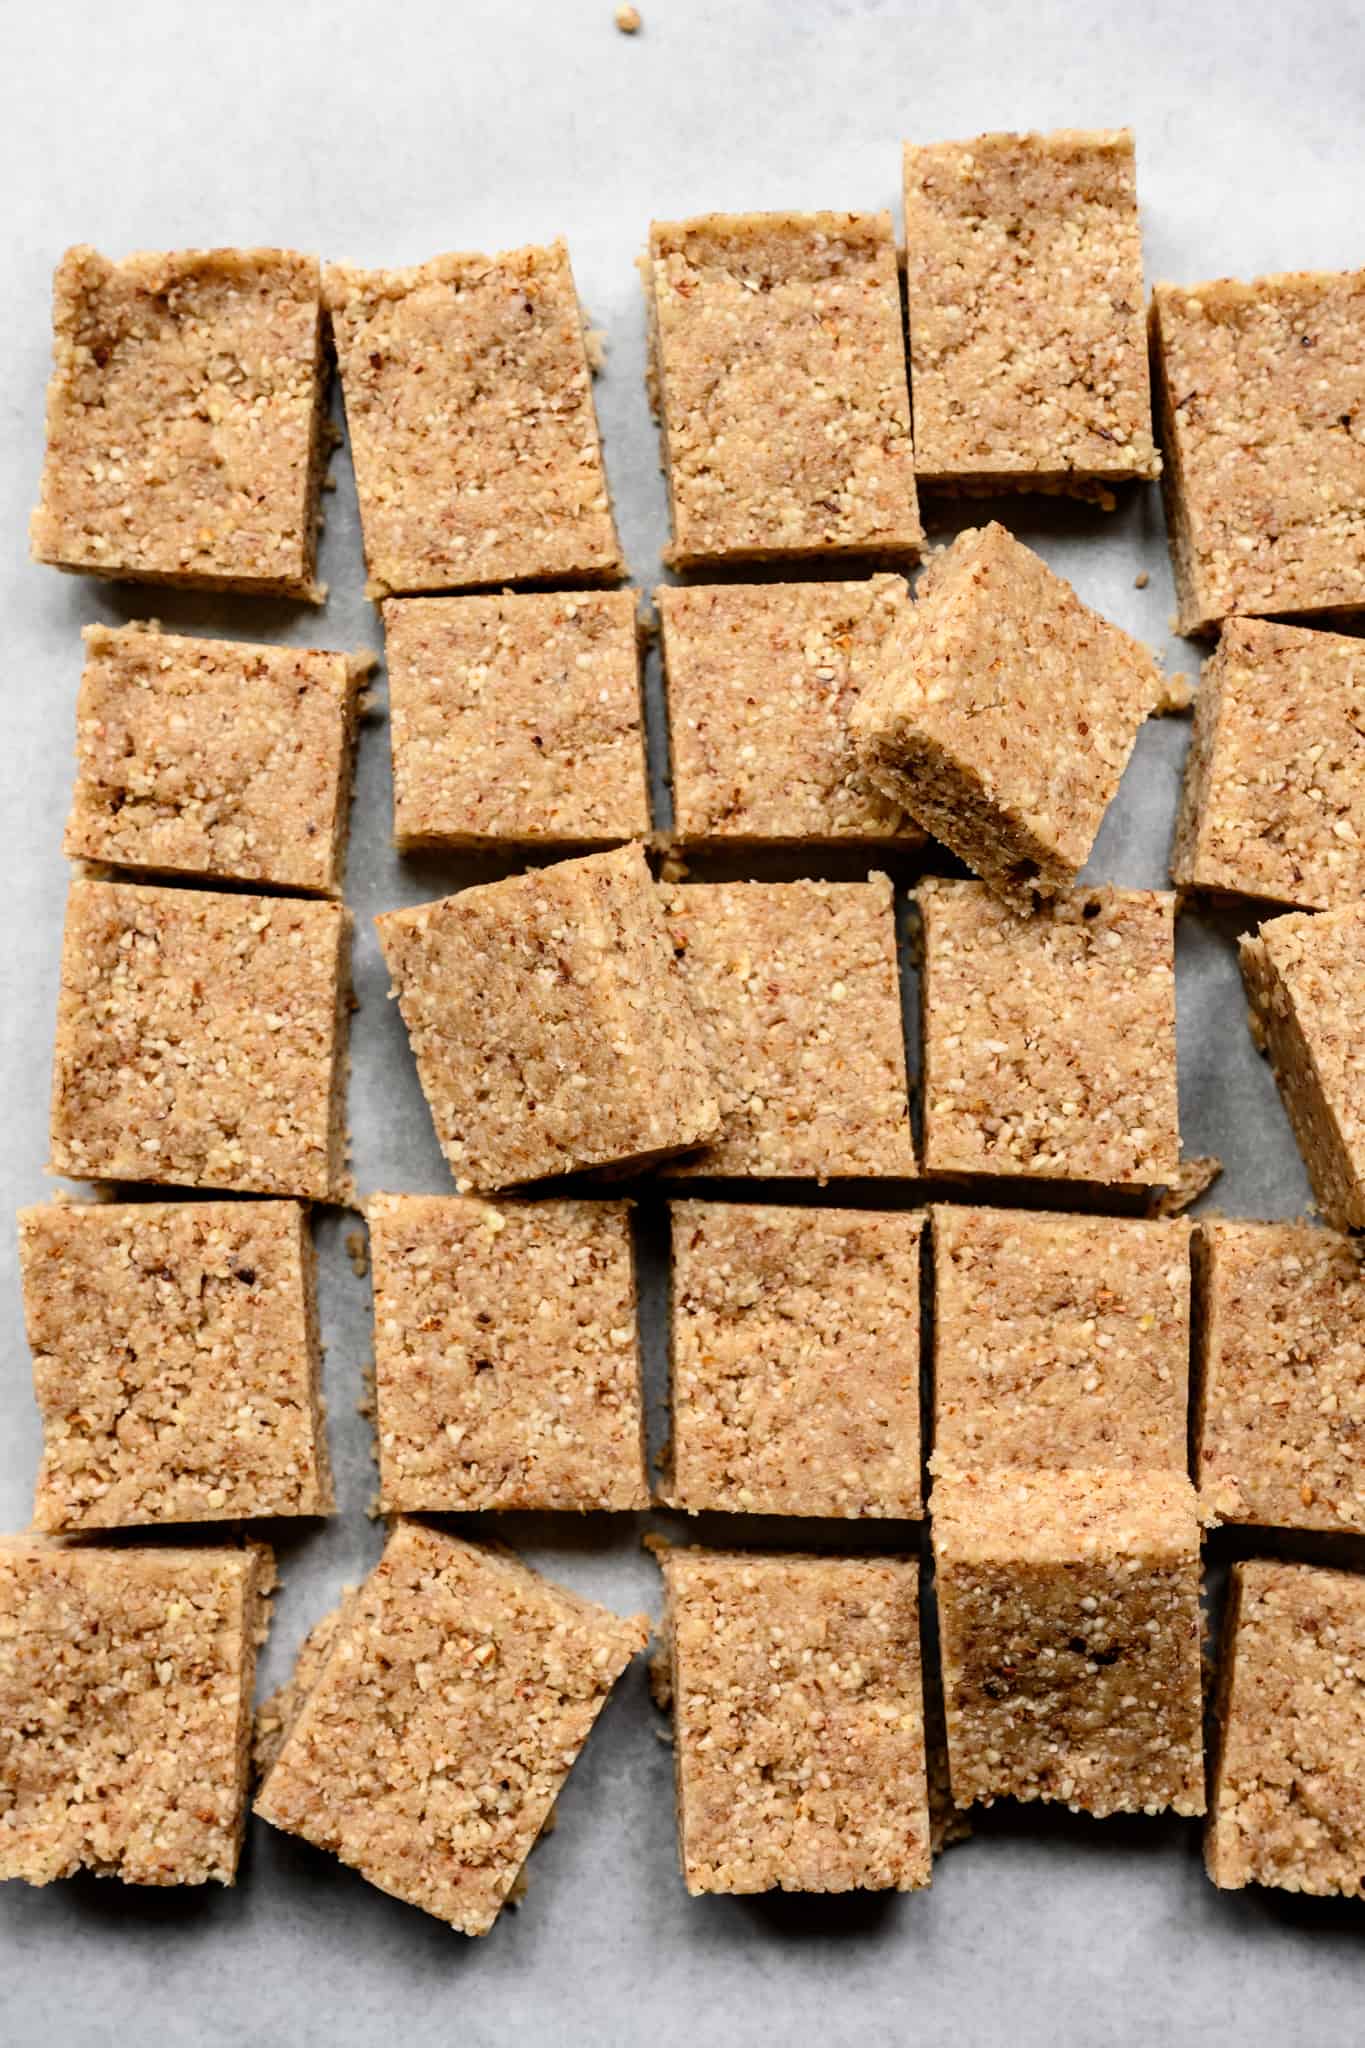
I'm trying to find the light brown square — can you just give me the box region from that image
[931,1206,1190,1474]
[31,246,326,599]
[369,1194,647,1512]
[50,881,351,1200]
[64,624,366,895]
[660,875,914,1178]
[658,577,922,846]
[647,211,921,568]
[384,590,648,850]
[664,1202,923,1516]
[255,1521,646,1932]
[657,1547,930,1895]
[327,243,621,596]
[919,879,1179,1187]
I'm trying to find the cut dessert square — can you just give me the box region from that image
[1241,902,1365,1229]
[1196,1218,1365,1534]
[1172,617,1365,912]
[851,523,1163,909]
[657,577,922,846]
[1207,1559,1365,1896]
[931,1206,1190,1474]
[368,1193,647,1512]
[663,1201,923,1516]
[384,590,648,851]
[64,623,367,896]
[903,128,1159,492]
[31,245,326,599]
[49,880,351,1201]
[656,1546,930,1894]
[918,879,1179,1186]
[646,211,921,567]
[932,1467,1205,1816]
[17,1199,331,1530]
[376,844,719,1192]
[0,1537,271,1886]
[660,875,914,1178]
[1150,270,1365,634]
[326,242,621,595]
[254,1520,647,1932]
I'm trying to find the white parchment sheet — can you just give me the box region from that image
[2,3,1362,2042]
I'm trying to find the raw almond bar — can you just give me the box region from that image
[0,1537,271,1886]
[657,577,922,846]
[903,128,1159,492]
[254,1520,646,1932]
[384,589,648,851]
[1151,270,1365,634]
[50,880,351,1200]
[646,211,921,568]
[919,879,1179,1186]
[931,1206,1190,1475]
[376,844,720,1192]
[17,1200,331,1531]
[326,243,621,596]
[1196,1218,1365,1534]
[1240,902,1365,1228]
[932,1467,1205,1816]
[852,523,1163,907]
[656,1547,930,1894]
[64,623,367,895]
[1207,1559,1365,1896]
[369,1193,647,1512]
[660,875,914,1178]
[31,246,326,599]
[663,1202,923,1516]
[1172,616,1365,911]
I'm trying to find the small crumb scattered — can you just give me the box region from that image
[1134,570,1149,589]
[1155,671,1194,714]
[357,1361,377,1423]
[615,3,641,29]
[345,1228,369,1279]
[1148,1155,1223,1217]
[657,841,690,884]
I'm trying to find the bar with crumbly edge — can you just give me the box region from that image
[1172,617,1365,911]
[326,242,622,597]
[17,1200,331,1530]
[931,1206,1190,1475]
[660,875,914,1178]
[852,524,1163,908]
[663,1202,923,1516]
[1241,902,1365,1229]
[1150,270,1365,635]
[645,211,921,568]
[1207,1559,1365,1896]
[932,1467,1205,1817]
[254,1520,646,1932]
[903,128,1159,495]
[384,590,648,851]
[656,1546,930,1894]
[50,880,351,1200]
[0,1536,272,1887]
[369,1193,647,1513]
[376,844,719,1192]
[657,577,922,847]
[1196,1218,1365,1534]
[64,624,368,896]
[918,879,1179,1187]
[31,246,326,599]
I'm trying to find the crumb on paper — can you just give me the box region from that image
[1155,670,1194,714]
[1134,570,1149,589]
[582,324,607,374]
[345,1228,369,1279]
[615,3,641,29]
[657,840,690,884]
[1148,1155,1223,1217]
[357,1361,377,1423]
